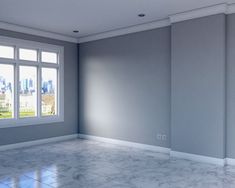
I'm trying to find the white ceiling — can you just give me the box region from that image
[0,0,235,39]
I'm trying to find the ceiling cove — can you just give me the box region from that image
[0,3,234,43]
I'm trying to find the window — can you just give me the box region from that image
[41,51,57,64]
[41,68,57,116]
[0,36,64,128]
[0,45,14,59]
[0,64,14,119]
[19,48,37,61]
[19,66,37,118]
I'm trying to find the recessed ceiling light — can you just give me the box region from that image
[73,30,79,33]
[138,13,145,17]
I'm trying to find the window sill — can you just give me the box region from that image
[0,116,64,129]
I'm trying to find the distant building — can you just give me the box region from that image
[42,81,48,93]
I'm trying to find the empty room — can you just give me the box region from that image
[0,0,235,187]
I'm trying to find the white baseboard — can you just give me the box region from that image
[0,134,78,151]
[225,158,235,166]
[78,134,170,154]
[78,134,235,166]
[1,133,233,167]
[170,151,225,166]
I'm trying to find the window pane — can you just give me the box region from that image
[19,48,37,61]
[19,66,37,118]
[0,45,14,59]
[41,68,57,116]
[41,51,57,64]
[0,64,14,119]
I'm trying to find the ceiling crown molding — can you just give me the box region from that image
[227,3,235,14]
[169,3,227,23]
[78,18,170,43]
[0,21,78,43]
[1,3,235,44]
[79,3,235,43]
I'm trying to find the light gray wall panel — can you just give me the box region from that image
[79,27,171,147]
[226,13,235,158]
[0,29,78,145]
[171,15,226,158]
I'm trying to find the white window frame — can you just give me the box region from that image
[0,36,64,128]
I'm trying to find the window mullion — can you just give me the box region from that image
[15,64,19,120]
[37,50,42,118]
[56,68,59,116]
[14,46,19,119]
[37,66,41,118]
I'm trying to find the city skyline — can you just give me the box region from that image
[0,76,12,94]
[0,76,55,94]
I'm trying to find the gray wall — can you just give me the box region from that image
[1,14,234,159]
[79,14,235,159]
[79,27,171,147]
[0,29,78,145]
[226,14,235,158]
[171,15,226,158]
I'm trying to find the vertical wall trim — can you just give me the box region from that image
[77,43,81,133]
[224,15,228,158]
[170,24,173,149]
[220,14,227,159]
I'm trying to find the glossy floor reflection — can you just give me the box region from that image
[0,139,235,188]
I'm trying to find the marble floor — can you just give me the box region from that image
[0,139,235,188]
